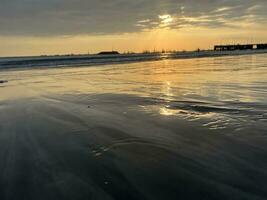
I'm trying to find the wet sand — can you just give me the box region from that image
[0,55,267,200]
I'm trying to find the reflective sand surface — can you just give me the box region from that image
[0,54,267,199]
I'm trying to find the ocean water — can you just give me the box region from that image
[0,54,267,200]
[1,50,266,70]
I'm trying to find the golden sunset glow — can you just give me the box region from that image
[1,1,267,199]
[0,1,266,56]
[1,26,266,57]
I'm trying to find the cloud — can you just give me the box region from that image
[0,0,266,36]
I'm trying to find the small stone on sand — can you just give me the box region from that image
[0,80,8,84]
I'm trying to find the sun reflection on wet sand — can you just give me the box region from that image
[1,55,267,125]
[159,107,179,116]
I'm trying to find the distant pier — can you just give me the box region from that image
[214,43,267,51]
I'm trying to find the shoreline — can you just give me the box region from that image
[0,49,267,71]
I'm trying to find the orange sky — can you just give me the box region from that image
[1,2,267,57]
[1,26,266,57]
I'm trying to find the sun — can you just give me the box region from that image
[159,15,173,24]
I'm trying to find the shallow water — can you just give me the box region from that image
[0,54,267,199]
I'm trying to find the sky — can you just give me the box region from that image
[0,0,267,56]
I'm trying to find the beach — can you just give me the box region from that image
[0,54,267,200]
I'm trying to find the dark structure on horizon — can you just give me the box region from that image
[98,51,120,55]
[214,43,267,51]
[256,44,267,50]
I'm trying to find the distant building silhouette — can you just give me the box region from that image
[98,51,120,55]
